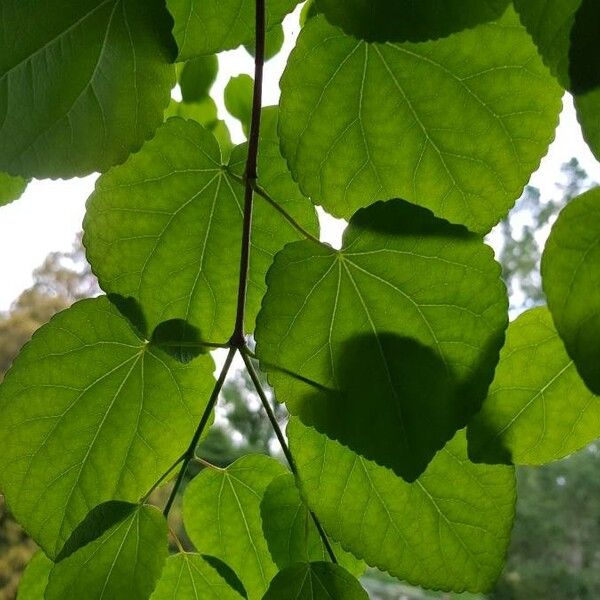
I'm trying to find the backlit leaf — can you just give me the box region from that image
[0,173,28,208]
[16,552,52,600]
[224,75,254,137]
[179,55,219,103]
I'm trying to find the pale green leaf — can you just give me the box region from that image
[244,24,285,61]
[315,0,509,42]
[84,115,316,342]
[542,187,600,394]
[0,172,28,208]
[224,75,254,137]
[165,98,218,125]
[45,504,168,600]
[468,307,600,464]
[0,0,176,179]
[263,562,368,600]
[16,552,52,600]
[167,0,299,59]
[179,55,219,103]
[183,455,287,600]
[256,200,507,481]
[288,419,516,593]
[0,296,214,558]
[279,11,562,233]
[151,553,244,599]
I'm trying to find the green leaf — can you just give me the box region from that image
[151,553,244,599]
[0,296,214,558]
[167,0,299,59]
[45,504,168,600]
[576,91,600,161]
[179,55,219,102]
[166,97,219,125]
[0,0,176,179]
[568,0,600,95]
[542,187,600,395]
[260,474,364,576]
[256,200,508,481]
[315,0,510,42]
[224,75,254,137]
[244,24,285,61]
[0,172,28,208]
[278,11,562,233]
[17,552,52,600]
[183,455,287,600]
[288,419,516,593]
[85,114,317,342]
[262,562,368,600]
[468,307,600,464]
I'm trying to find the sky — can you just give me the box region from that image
[1,10,599,311]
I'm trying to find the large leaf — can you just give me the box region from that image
[256,200,508,481]
[183,455,287,600]
[0,172,28,208]
[278,11,561,233]
[288,419,516,593]
[151,553,244,599]
[0,0,175,179]
[167,0,299,59]
[468,307,600,464]
[542,187,600,394]
[263,562,368,600]
[16,552,52,600]
[315,0,509,42]
[0,296,214,558]
[85,115,317,343]
[45,504,167,600]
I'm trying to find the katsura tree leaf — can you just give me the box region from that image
[260,474,364,576]
[151,553,244,599]
[278,11,562,233]
[0,296,214,558]
[167,0,299,59]
[85,115,316,342]
[542,187,600,394]
[263,562,368,600]
[256,200,507,481]
[288,419,516,593]
[315,0,510,43]
[244,24,285,61]
[183,455,287,600]
[468,307,600,465]
[0,0,176,179]
[45,504,168,600]
[224,75,254,137]
[16,552,52,600]
[179,55,219,102]
[0,172,28,208]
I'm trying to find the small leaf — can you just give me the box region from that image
[315,0,510,42]
[256,200,508,481]
[17,552,52,600]
[224,75,254,137]
[288,419,516,593]
[0,296,215,558]
[183,455,287,600]
[279,10,562,233]
[263,562,368,600]
[576,92,600,161]
[468,307,600,465]
[45,504,168,600]
[179,55,219,102]
[167,0,299,59]
[165,97,219,126]
[542,187,600,394]
[0,173,28,208]
[0,0,176,179]
[244,24,285,61]
[151,553,244,599]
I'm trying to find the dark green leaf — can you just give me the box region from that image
[179,55,219,102]
[468,307,600,464]
[315,0,509,42]
[542,187,600,394]
[279,11,562,233]
[0,296,214,558]
[0,0,176,179]
[262,562,368,600]
[183,455,287,600]
[256,200,508,481]
[568,0,600,94]
[0,172,28,208]
[17,552,52,600]
[224,75,254,137]
[244,24,285,61]
[576,92,600,161]
[288,419,516,593]
[45,504,168,600]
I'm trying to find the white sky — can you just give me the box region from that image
[1,10,599,311]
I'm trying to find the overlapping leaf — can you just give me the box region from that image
[183,455,287,600]
[0,173,28,208]
[16,552,52,600]
[85,114,317,343]
[0,0,176,179]
[288,419,516,593]
[279,11,561,233]
[225,75,254,137]
[542,187,600,394]
[0,296,214,558]
[179,55,219,102]
[469,307,600,464]
[256,200,507,481]
[167,0,299,59]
